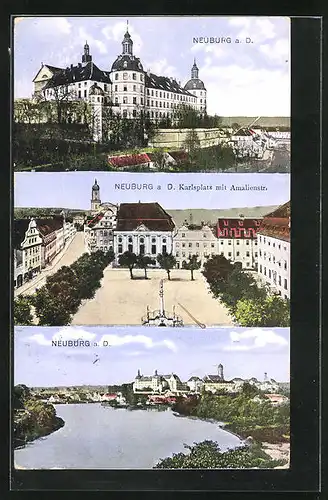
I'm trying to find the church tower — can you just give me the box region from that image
[82,41,92,65]
[91,179,101,212]
[218,363,224,380]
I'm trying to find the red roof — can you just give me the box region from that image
[217,218,262,239]
[108,153,151,168]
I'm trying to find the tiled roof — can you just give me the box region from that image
[145,73,193,96]
[168,151,189,163]
[258,201,290,242]
[188,376,202,381]
[37,217,64,235]
[108,153,151,168]
[116,202,175,232]
[217,218,262,239]
[44,61,111,87]
[184,78,206,91]
[87,212,105,228]
[204,376,232,383]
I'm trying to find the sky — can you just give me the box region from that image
[13,16,290,116]
[14,326,290,387]
[14,172,290,210]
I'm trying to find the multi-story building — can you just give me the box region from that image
[31,25,206,123]
[257,202,290,299]
[113,202,175,265]
[84,209,117,254]
[13,216,76,288]
[133,369,188,394]
[186,376,204,393]
[173,223,218,269]
[216,216,262,269]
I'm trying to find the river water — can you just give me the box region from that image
[14,403,242,469]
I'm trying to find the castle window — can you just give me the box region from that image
[115,85,118,91]
[171,102,173,108]
[147,89,150,95]
[133,109,137,117]
[123,96,127,104]
[156,101,158,107]
[141,97,144,105]
[133,85,136,91]
[147,99,150,106]
[78,90,81,98]
[78,83,81,88]
[104,84,107,91]
[167,93,169,98]
[160,92,162,98]
[200,99,202,103]
[151,90,154,96]
[140,74,143,81]
[151,111,154,117]
[115,73,118,80]
[115,97,118,104]
[118,244,123,253]
[133,97,137,104]
[159,102,162,107]
[133,73,136,80]
[84,90,87,97]
[123,110,127,117]
[151,100,154,106]
[155,91,158,97]
[123,86,127,92]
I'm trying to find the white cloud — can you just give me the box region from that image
[144,58,177,78]
[77,27,107,55]
[53,327,97,342]
[27,333,52,346]
[102,21,143,54]
[224,328,288,351]
[99,334,178,352]
[259,39,290,63]
[32,17,72,36]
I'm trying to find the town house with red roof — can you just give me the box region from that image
[257,201,290,299]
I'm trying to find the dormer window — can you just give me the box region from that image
[123,62,127,68]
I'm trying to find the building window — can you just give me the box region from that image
[152,245,157,254]
[228,240,232,245]
[115,73,118,80]
[133,109,137,117]
[196,242,199,247]
[133,84,136,91]
[259,264,262,273]
[133,97,137,104]
[118,244,123,253]
[84,89,87,97]
[115,97,119,104]
[269,269,271,278]
[147,99,150,106]
[284,279,288,290]
[133,73,136,80]
[246,251,250,257]
[128,244,133,253]
[140,74,144,81]
[123,96,128,104]
[182,243,186,248]
[228,252,232,257]
[78,90,81,98]
[188,242,192,248]
[162,245,167,253]
[246,240,250,245]
[140,244,145,255]
[284,262,287,270]
[176,252,179,257]
[236,240,240,245]
[115,85,118,91]
[123,86,127,92]
[236,251,240,256]
[278,275,281,286]
[123,72,128,79]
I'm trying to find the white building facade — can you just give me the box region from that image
[173,224,218,269]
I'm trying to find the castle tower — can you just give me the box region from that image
[122,21,133,55]
[89,83,104,142]
[82,41,92,65]
[191,58,199,79]
[91,179,101,212]
[218,363,224,380]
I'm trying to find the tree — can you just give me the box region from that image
[157,253,177,280]
[151,148,167,171]
[182,254,201,280]
[14,296,33,325]
[137,255,155,279]
[32,287,72,326]
[172,104,201,128]
[234,294,290,327]
[183,129,201,164]
[202,254,234,295]
[118,251,138,279]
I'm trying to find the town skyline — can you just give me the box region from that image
[15,326,290,387]
[13,16,290,116]
[14,172,290,210]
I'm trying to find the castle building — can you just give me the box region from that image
[257,201,290,299]
[216,216,261,269]
[32,23,206,124]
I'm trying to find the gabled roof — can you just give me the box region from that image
[203,375,232,383]
[37,217,64,235]
[168,151,189,163]
[108,153,151,168]
[32,64,63,82]
[145,73,194,97]
[258,202,290,242]
[188,376,202,381]
[44,61,111,88]
[116,202,175,232]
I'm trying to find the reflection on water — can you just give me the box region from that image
[14,403,241,469]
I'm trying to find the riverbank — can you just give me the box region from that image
[13,401,65,449]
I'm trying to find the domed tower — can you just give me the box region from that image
[110,21,145,119]
[218,363,224,380]
[91,178,101,212]
[89,83,104,142]
[184,59,207,115]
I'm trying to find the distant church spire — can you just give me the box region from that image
[82,40,92,64]
[191,58,199,79]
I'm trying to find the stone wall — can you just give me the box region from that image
[149,128,226,149]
